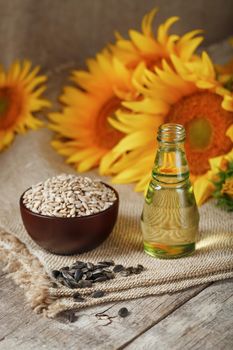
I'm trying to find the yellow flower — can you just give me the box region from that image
[49,10,203,173]
[111,8,203,69]
[0,60,50,151]
[49,51,137,172]
[222,93,233,112]
[100,53,233,205]
[221,177,233,198]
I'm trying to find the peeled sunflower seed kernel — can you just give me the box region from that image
[23,174,117,217]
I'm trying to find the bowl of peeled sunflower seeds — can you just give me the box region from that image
[20,174,119,255]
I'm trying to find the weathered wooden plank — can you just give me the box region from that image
[0,265,209,350]
[124,279,233,350]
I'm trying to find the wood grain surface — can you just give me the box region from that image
[1,263,232,350]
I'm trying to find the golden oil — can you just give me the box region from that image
[141,124,199,259]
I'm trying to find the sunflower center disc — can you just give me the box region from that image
[97,97,123,149]
[167,91,233,175]
[0,86,22,129]
[188,117,212,149]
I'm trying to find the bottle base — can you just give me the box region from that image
[143,241,195,259]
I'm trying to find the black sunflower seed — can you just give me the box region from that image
[118,307,129,318]
[98,260,115,267]
[106,260,115,266]
[92,269,104,278]
[85,271,93,279]
[87,262,94,270]
[126,267,134,274]
[92,290,105,298]
[73,291,81,298]
[73,296,85,302]
[61,270,75,281]
[67,311,78,323]
[51,270,60,279]
[94,276,108,282]
[113,264,124,273]
[137,264,144,271]
[74,269,83,281]
[120,270,131,277]
[60,266,69,271]
[82,267,89,273]
[77,280,93,288]
[62,278,76,289]
[104,272,115,280]
[96,263,108,269]
[132,267,141,274]
[73,261,86,269]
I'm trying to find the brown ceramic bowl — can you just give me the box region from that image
[20,183,119,255]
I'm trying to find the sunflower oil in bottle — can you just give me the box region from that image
[141,123,199,259]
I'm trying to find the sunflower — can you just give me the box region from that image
[100,53,233,205]
[111,8,203,69]
[0,60,50,151]
[49,51,138,172]
[49,10,203,173]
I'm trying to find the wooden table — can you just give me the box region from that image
[0,263,232,350]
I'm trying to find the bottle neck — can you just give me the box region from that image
[152,140,190,186]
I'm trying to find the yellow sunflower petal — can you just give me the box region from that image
[142,8,158,36]
[193,175,215,206]
[226,125,233,142]
[122,98,169,114]
[0,61,49,151]
[222,95,233,112]
[157,16,179,44]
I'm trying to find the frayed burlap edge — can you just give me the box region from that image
[0,230,56,316]
[1,228,233,319]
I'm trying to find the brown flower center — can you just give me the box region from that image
[166,92,233,175]
[0,86,22,130]
[95,97,123,149]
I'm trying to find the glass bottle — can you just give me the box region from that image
[141,123,199,259]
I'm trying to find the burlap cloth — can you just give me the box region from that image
[0,126,232,318]
[0,40,233,318]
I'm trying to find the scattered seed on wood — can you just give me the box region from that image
[118,307,129,318]
[67,311,78,323]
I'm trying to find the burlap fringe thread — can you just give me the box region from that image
[1,228,233,319]
[0,230,58,317]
